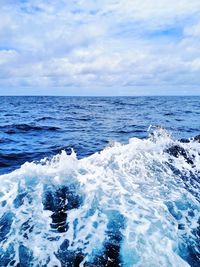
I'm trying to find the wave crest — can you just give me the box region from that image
[0,129,199,266]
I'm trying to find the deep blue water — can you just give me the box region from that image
[0,96,200,175]
[0,96,200,267]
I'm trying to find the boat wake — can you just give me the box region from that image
[0,129,199,266]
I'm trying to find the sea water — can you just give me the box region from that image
[0,96,199,266]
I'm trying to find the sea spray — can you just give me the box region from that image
[0,129,199,266]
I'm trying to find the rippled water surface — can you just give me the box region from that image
[0,96,200,174]
[0,96,199,266]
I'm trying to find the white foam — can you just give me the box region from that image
[0,129,199,266]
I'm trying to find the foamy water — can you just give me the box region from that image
[0,129,199,266]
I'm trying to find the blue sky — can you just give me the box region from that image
[0,0,200,95]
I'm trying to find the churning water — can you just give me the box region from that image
[0,96,199,266]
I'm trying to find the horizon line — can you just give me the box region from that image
[0,94,200,97]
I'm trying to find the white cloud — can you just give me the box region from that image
[0,0,200,94]
[184,23,200,37]
[0,50,18,65]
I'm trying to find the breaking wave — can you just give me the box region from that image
[0,129,199,266]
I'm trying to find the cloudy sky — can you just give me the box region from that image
[0,0,200,95]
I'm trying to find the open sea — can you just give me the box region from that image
[0,96,199,266]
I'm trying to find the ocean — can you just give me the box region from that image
[0,96,199,266]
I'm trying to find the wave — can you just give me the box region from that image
[0,123,60,134]
[0,129,199,266]
[37,116,54,121]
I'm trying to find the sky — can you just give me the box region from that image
[0,0,200,95]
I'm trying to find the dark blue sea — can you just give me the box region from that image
[0,96,199,266]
